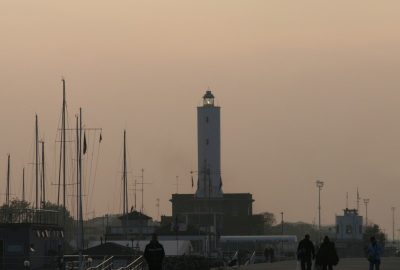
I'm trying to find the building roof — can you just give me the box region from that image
[82,242,135,256]
[118,210,152,221]
[170,193,254,201]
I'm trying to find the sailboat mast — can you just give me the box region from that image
[41,141,46,206]
[78,108,84,268]
[134,177,137,211]
[141,168,144,213]
[79,108,84,246]
[22,167,25,201]
[6,154,10,206]
[75,115,79,251]
[35,114,39,209]
[123,130,128,215]
[62,79,66,216]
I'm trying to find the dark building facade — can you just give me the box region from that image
[170,193,264,235]
[0,209,64,270]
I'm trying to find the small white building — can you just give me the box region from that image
[335,208,363,240]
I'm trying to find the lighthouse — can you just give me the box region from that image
[196,90,223,198]
[169,90,264,241]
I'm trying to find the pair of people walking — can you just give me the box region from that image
[297,235,338,270]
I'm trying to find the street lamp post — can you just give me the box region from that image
[281,211,284,253]
[316,180,324,242]
[391,207,396,243]
[363,199,370,227]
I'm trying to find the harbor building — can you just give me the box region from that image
[0,208,64,270]
[334,208,364,257]
[336,208,363,240]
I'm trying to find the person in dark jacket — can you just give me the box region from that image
[144,233,165,270]
[297,234,315,270]
[367,236,383,270]
[316,236,339,270]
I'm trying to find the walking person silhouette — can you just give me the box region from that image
[297,234,315,270]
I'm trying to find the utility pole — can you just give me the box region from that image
[280,211,284,251]
[176,176,179,194]
[391,207,396,243]
[316,180,324,242]
[156,198,160,221]
[364,199,370,227]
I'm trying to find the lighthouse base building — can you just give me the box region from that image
[170,193,263,236]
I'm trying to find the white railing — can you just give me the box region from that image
[86,256,114,270]
[116,256,144,270]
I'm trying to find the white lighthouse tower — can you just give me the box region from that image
[196,90,223,198]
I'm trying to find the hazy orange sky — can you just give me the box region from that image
[1,1,400,236]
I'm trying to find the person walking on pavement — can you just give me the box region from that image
[367,236,383,270]
[144,233,165,270]
[297,234,315,270]
[316,236,339,270]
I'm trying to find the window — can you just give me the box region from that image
[206,139,209,145]
[346,225,352,234]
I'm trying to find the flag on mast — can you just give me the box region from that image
[83,132,87,154]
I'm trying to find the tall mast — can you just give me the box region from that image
[79,108,84,249]
[141,168,144,213]
[57,79,67,224]
[62,79,66,218]
[35,114,39,209]
[123,130,128,215]
[22,167,25,201]
[41,141,46,206]
[76,115,79,251]
[123,130,129,237]
[6,154,10,206]
[134,177,137,211]
[78,108,84,269]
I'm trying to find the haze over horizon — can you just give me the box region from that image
[1,1,400,235]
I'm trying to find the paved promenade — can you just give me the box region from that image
[240,257,400,270]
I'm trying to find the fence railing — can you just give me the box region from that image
[86,256,114,270]
[0,208,60,225]
[116,256,144,270]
